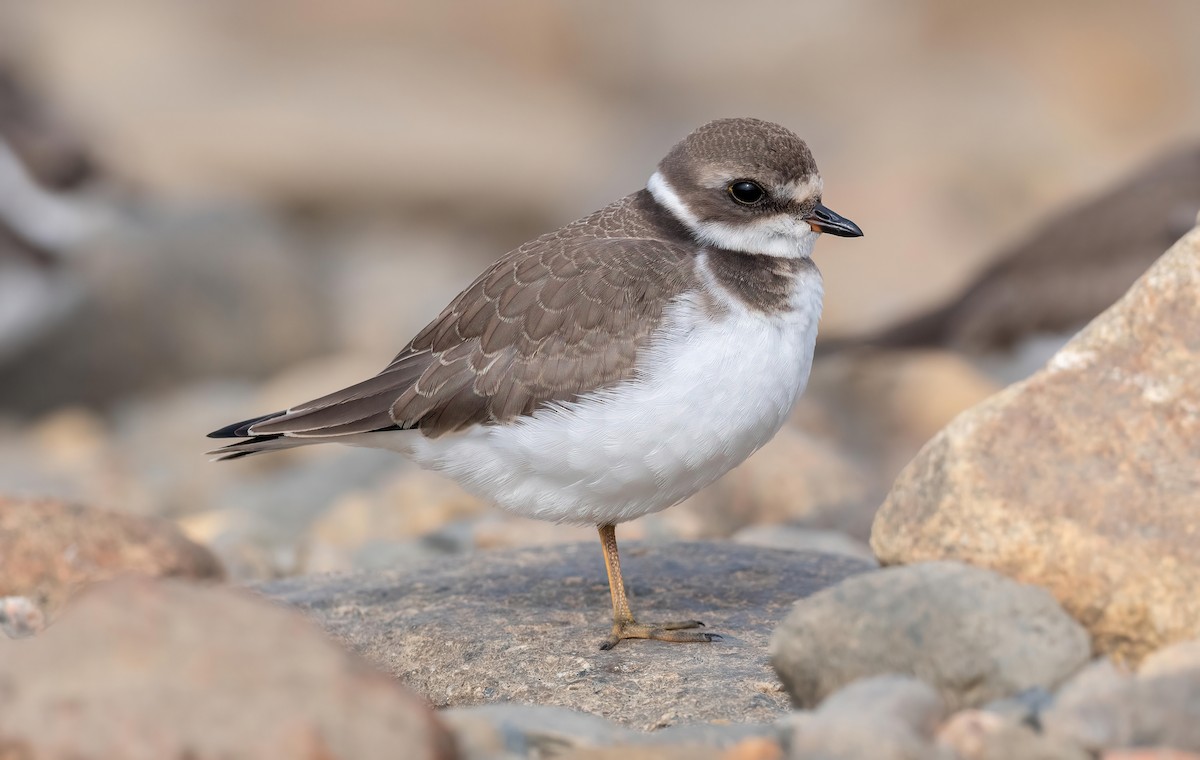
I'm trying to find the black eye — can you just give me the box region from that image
[728,180,765,205]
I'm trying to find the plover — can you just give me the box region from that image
[209,117,862,649]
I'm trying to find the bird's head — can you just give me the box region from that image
[649,117,862,258]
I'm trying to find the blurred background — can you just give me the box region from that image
[1,0,1198,581]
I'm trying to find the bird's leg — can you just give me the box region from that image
[596,523,720,650]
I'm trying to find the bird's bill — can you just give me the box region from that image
[808,203,863,237]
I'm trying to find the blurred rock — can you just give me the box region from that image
[770,561,1090,711]
[1040,660,1133,751]
[796,349,1002,520]
[0,205,331,414]
[0,496,223,614]
[937,709,1089,760]
[732,525,877,566]
[0,259,82,363]
[0,595,44,638]
[668,426,872,539]
[979,686,1056,726]
[558,742,780,760]
[6,0,624,227]
[6,0,1200,350]
[308,469,488,555]
[1140,638,1200,678]
[555,747,722,760]
[1101,752,1200,760]
[818,143,1200,355]
[1042,657,1200,753]
[0,577,456,760]
[203,446,400,581]
[646,726,783,753]
[443,704,635,759]
[258,542,874,727]
[467,515,610,551]
[322,220,495,359]
[0,112,104,363]
[444,703,784,759]
[872,221,1200,664]
[0,65,95,189]
[783,675,951,760]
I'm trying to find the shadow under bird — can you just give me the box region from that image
[817,143,1200,357]
[208,118,862,649]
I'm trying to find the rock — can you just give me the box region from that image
[732,525,877,566]
[1040,660,1134,751]
[468,515,608,550]
[558,741,781,760]
[0,595,44,638]
[560,750,715,760]
[818,144,1200,357]
[0,384,260,521]
[443,704,635,759]
[783,675,952,760]
[1139,637,1200,678]
[0,577,455,759]
[0,205,330,413]
[798,349,1002,491]
[443,703,784,760]
[307,468,488,558]
[553,746,727,760]
[665,426,872,539]
[937,709,1089,760]
[0,260,83,365]
[872,221,1200,664]
[0,496,223,613]
[1042,657,1200,753]
[647,724,784,751]
[1101,752,1200,760]
[0,65,96,189]
[770,561,1091,710]
[9,0,624,223]
[204,441,401,581]
[257,542,874,727]
[979,686,1056,726]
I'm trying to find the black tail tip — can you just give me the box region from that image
[207,410,286,439]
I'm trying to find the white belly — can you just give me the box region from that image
[362,271,823,525]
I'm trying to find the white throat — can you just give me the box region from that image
[647,170,818,259]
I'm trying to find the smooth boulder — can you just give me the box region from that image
[0,577,455,760]
[770,561,1091,710]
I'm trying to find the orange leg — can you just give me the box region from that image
[597,523,720,650]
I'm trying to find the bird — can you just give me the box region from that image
[816,143,1200,357]
[208,117,863,650]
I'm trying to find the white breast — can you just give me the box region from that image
[366,258,824,525]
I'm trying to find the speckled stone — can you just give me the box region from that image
[872,219,1200,664]
[256,541,873,728]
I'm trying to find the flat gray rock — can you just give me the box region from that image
[256,541,872,728]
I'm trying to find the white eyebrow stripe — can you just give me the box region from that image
[787,175,824,203]
[647,170,818,259]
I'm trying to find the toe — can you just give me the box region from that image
[657,620,705,630]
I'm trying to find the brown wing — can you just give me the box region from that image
[248,234,697,439]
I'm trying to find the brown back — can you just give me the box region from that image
[250,190,700,438]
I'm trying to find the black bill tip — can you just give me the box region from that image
[809,203,863,238]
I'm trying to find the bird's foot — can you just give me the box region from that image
[599,618,722,650]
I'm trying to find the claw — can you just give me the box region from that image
[599,618,722,649]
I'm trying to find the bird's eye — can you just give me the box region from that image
[728,180,765,205]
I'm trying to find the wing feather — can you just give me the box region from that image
[212,192,699,445]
